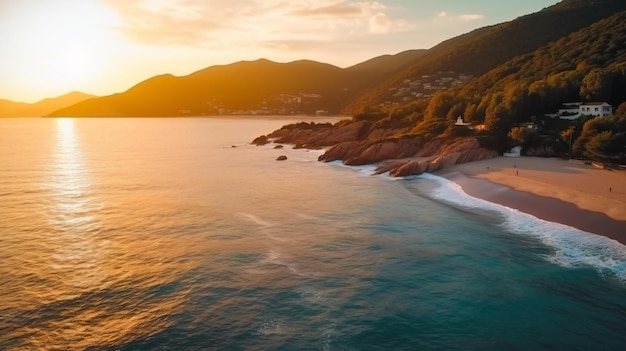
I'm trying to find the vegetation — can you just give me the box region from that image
[344,6,626,161]
[572,104,626,164]
[347,0,626,112]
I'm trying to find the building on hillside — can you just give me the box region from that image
[557,102,613,120]
[579,102,613,117]
[455,116,469,126]
[558,102,582,120]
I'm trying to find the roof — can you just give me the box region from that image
[581,102,611,106]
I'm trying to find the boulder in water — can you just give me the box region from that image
[252,135,270,145]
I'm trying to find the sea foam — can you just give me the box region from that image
[419,173,626,282]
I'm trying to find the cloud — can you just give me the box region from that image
[104,0,223,46]
[369,12,412,34]
[434,11,485,23]
[104,0,413,48]
[460,14,485,21]
[369,13,391,33]
[291,1,385,17]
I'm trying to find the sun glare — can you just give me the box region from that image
[63,47,92,80]
[58,118,75,138]
[0,1,119,100]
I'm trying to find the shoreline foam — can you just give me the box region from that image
[434,157,626,244]
[265,145,626,280]
[419,173,626,282]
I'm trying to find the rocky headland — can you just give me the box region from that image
[252,121,498,176]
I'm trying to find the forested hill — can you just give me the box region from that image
[48,51,426,117]
[450,9,626,128]
[251,1,626,173]
[348,0,626,112]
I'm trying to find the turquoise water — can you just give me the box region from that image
[1,117,625,350]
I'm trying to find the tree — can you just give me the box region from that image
[616,102,626,117]
[580,68,612,101]
[573,113,626,161]
[560,126,576,149]
[424,91,456,121]
[584,130,614,163]
[509,126,538,151]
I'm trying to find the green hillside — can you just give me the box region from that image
[348,0,626,112]
[330,7,626,163]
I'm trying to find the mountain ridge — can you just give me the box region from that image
[38,0,626,121]
[347,0,626,112]
[0,91,97,117]
[48,51,426,117]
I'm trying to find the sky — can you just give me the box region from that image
[0,0,558,103]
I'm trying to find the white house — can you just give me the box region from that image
[579,102,613,117]
[558,102,613,120]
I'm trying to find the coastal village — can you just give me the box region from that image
[381,71,474,106]
[190,71,476,116]
[199,93,328,116]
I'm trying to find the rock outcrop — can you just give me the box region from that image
[267,121,369,148]
[319,137,443,165]
[372,138,498,176]
[251,135,270,145]
[252,120,498,177]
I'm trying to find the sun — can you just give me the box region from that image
[0,1,118,100]
[63,47,92,81]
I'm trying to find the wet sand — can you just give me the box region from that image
[436,157,626,244]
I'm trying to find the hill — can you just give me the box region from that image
[49,50,426,117]
[252,0,626,174]
[348,0,626,112]
[0,91,97,117]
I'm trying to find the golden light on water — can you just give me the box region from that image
[57,117,75,138]
[48,118,105,289]
[0,119,191,349]
[53,118,94,220]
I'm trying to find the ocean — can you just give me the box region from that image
[1,117,625,350]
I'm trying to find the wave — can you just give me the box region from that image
[238,213,274,228]
[326,160,389,178]
[419,173,626,282]
[255,318,289,336]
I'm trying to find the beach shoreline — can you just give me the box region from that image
[435,157,626,245]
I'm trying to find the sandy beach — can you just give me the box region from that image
[436,157,626,244]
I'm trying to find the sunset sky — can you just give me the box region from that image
[1,0,558,103]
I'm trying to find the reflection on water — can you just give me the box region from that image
[0,119,192,350]
[48,118,104,289]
